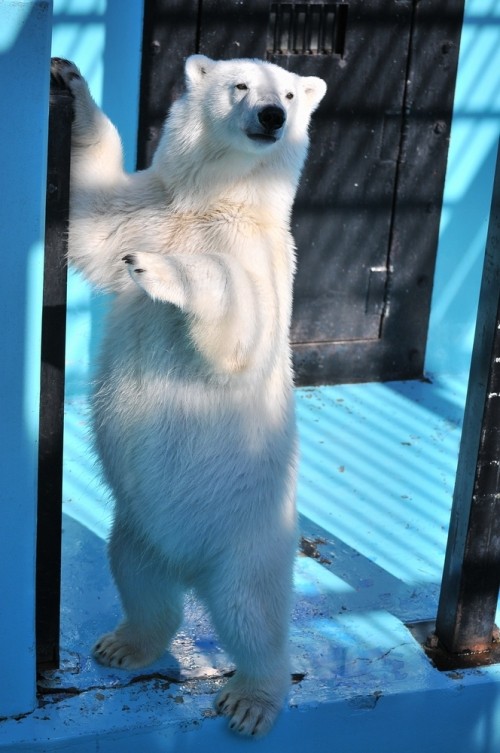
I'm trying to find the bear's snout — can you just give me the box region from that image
[258,105,286,132]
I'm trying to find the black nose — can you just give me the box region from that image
[258,105,286,131]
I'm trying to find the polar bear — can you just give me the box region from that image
[51,55,326,736]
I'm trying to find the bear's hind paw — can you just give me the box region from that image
[93,630,160,669]
[215,681,283,737]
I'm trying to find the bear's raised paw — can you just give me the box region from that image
[50,58,83,95]
[50,58,100,141]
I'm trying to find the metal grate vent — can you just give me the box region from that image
[268,3,348,57]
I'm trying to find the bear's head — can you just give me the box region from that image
[152,56,326,209]
[183,55,327,157]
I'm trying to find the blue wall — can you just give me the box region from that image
[51,0,143,400]
[426,0,500,379]
[0,0,52,718]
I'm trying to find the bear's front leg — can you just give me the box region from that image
[123,251,260,372]
[52,58,134,290]
[50,57,124,184]
[123,252,191,309]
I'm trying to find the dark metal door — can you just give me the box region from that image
[137,0,464,385]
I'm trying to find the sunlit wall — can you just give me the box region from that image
[51,0,143,401]
[425,0,500,379]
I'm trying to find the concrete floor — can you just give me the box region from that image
[4,377,500,752]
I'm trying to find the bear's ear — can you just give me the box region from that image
[185,55,215,87]
[301,76,327,112]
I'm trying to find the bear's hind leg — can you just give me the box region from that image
[202,559,293,737]
[93,519,183,669]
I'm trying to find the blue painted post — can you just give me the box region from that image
[0,0,53,718]
[436,139,500,655]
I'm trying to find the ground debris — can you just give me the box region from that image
[299,536,332,565]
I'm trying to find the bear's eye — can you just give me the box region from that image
[235,83,248,91]
[285,92,294,100]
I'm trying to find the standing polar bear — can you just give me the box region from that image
[52,54,326,736]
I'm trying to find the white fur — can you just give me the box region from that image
[53,55,326,737]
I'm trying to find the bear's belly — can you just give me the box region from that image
[92,383,297,564]
[90,293,296,561]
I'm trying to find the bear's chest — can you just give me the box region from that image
[139,205,265,258]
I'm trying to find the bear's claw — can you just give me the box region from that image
[93,630,160,669]
[123,254,144,273]
[215,681,281,738]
